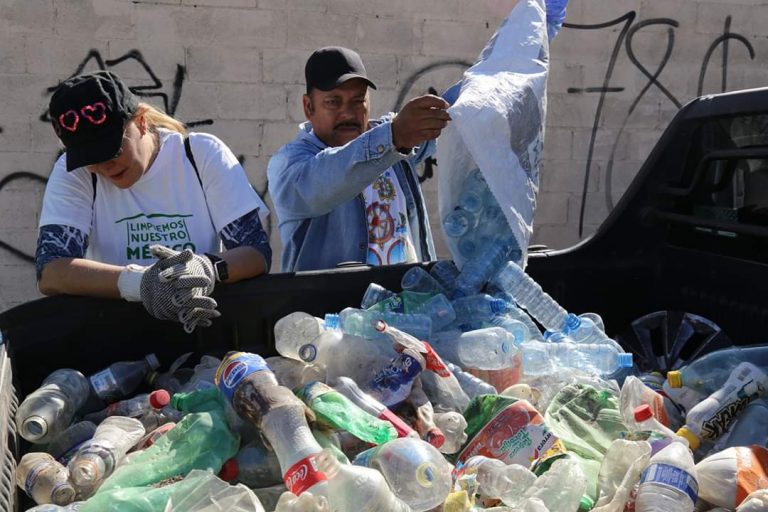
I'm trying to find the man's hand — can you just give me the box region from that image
[391,95,451,151]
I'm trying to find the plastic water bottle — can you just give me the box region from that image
[401,266,447,295]
[445,361,498,397]
[17,369,90,444]
[452,294,511,325]
[634,405,677,438]
[331,376,417,439]
[16,452,76,506]
[434,411,468,454]
[666,344,768,395]
[443,207,478,238]
[274,312,325,361]
[325,308,432,341]
[83,389,171,426]
[226,438,284,489]
[488,315,530,345]
[216,352,328,497]
[635,440,698,512]
[406,380,445,449]
[298,331,394,386]
[368,346,425,407]
[317,448,412,512]
[521,340,633,376]
[46,421,97,465]
[67,416,145,493]
[430,327,520,370]
[360,283,397,309]
[459,455,536,502]
[491,261,569,330]
[455,235,520,297]
[418,342,470,413]
[372,293,456,332]
[459,169,491,213]
[296,381,397,444]
[429,260,460,296]
[84,354,161,411]
[490,303,545,342]
[352,438,454,511]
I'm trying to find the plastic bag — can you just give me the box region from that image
[437,0,550,268]
[164,470,264,512]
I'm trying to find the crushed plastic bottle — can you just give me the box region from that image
[635,440,698,512]
[16,452,76,506]
[325,308,432,342]
[84,354,160,411]
[401,266,447,295]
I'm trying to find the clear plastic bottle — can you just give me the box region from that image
[666,344,768,395]
[488,315,530,346]
[45,421,97,465]
[434,411,468,454]
[451,294,511,325]
[325,308,432,342]
[455,236,518,298]
[360,283,397,309]
[458,168,490,213]
[368,346,426,407]
[216,352,328,498]
[445,361,498,397]
[521,340,633,376]
[430,327,520,370]
[17,369,90,444]
[266,356,326,391]
[491,261,569,330]
[16,452,76,506]
[401,266,447,295]
[634,405,677,438]
[84,354,160,411]
[443,207,478,238]
[635,440,698,512]
[331,376,417,439]
[489,297,546,342]
[227,438,284,489]
[275,312,326,361]
[460,455,536,502]
[429,260,460,297]
[317,448,413,512]
[408,294,456,331]
[352,438,453,511]
[67,416,145,493]
[406,380,445,449]
[83,389,171,426]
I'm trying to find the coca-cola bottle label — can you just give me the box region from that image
[423,342,452,377]
[283,454,327,495]
[215,352,270,402]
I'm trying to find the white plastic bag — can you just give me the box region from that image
[437,0,549,268]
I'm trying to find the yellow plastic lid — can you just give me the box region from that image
[676,426,700,450]
[667,370,682,388]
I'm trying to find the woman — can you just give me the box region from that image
[35,70,271,332]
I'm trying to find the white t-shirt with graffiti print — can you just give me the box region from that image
[40,129,267,267]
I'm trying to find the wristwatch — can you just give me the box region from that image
[204,253,229,283]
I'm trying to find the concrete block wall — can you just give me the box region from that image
[1,0,766,310]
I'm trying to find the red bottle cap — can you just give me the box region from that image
[218,459,239,482]
[425,427,445,449]
[149,389,171,409]
[634,404,653,422]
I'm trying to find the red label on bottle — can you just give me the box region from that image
[283,455,327,496]
[423,343,452,377]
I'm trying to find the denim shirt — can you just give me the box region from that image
[267,114,436,272]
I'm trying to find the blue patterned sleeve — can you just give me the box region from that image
[35,224,89,281]
[219,208,272,271]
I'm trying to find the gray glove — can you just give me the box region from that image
[118,245,220,333]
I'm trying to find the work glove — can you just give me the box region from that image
[117,245,220,333]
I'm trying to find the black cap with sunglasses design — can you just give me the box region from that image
[49,71,139,172]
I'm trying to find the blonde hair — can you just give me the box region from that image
[134,103,188,135]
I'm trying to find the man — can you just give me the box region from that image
[267,46,451,272]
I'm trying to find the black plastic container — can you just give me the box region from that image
[3,87,768,510]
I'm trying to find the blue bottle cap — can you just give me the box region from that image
[618,353,634,368]
[563,313,581,333]
[324,313,340,329]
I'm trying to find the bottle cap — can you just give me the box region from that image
[634,404,653,422]
[667,371,682,388]
[149,389,171,409]
[563,313,581,333]
[579,496,595,510]
[218,459,239,482]
[324,314,340,329]
[675,426,700,450]
[145,353,161,371]
[425,427,445,449]
[618,353,634,368]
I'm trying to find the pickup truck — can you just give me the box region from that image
[1,87,767,511]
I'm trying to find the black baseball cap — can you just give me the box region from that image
[305,46,377,94]
[49,71,139,171]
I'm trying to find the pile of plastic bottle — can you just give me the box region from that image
[14,240,768,512]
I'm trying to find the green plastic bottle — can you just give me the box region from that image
[295,381,397,445]
[97,389,239,493]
